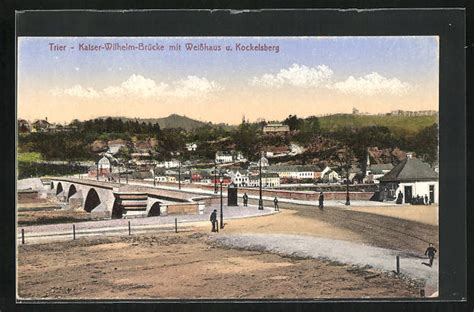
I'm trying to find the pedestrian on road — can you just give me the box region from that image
[318,192,324,210]
[210,209,218,232]
[273,197,279,211]
[424,243,437,267]
[243,193,248,207]
[396,191,404,204]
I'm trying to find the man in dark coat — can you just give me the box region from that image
[424,243,437,267]
[318,192,324,210]
[210,209,218,232]
[273,197,279,211]
[396,191,403,204]
[243,193,248,207]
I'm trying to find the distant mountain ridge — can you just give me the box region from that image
[97,114,210,131]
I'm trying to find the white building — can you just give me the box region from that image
[215,151,234,163]
[186,143,198,151]
[379,155,439,204]
[248,173,281,188]
[156,159,181,169]
[229,170,249,187]
[320,166,340,182]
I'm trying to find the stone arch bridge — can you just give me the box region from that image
[50,178,205,219]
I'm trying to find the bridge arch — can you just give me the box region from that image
[111,200,124,219]
[84,188,101,212]
[67,184,77,200]
[148,202,161,217]
[56,182,63,195]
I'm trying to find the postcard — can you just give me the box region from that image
[17,35,441,300]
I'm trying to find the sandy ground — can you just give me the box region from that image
[341,205,438,226]
[17,197,438,299]
[18,232,422,300]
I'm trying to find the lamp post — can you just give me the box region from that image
[178,160,182,190]
[153,168,156,187]
[338,151,351,206]
[219,173,224,229]
[214,160,218,194]
[96,161,99,181]
[258,151,264,210]
[345,167,351,206]
[126,163,128,184]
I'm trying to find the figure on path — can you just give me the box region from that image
[424,243,437,267]
[243,193,248,207]
[210,209,218,232]
[318,192,324,210]
[273,197,279,211]
[396,191,403,204]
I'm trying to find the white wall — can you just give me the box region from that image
[395,180,439,203]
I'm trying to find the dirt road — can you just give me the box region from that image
[18,232,422,300]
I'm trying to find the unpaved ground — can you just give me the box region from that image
[17,196,438,299]
[18,232,422,299]
[342,205,438,226]
[18,208,91,226]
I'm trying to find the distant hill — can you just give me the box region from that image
[318,114,438,133]
[98,114,210,131]
[151,114,209,130]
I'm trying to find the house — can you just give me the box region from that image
[268,165,322,181]
[229,170,249,187]
[264,145,290,158]
[215,151,234,163]
[31,119,51,132]
[248,173,281,188]
[89,155,115,176]
[320,166,340,181]
[156,159,181,169]
[186,143,198,151]
[18,119,31,133]
[378,154,439,203]
[263,123,290,134]
[364,163,394,184]
[107,139,128,155]
[320,167,340,183]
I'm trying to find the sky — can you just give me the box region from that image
[17,36,439,125]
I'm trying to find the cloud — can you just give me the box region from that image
[250,63,333,88]
[50,74,221,99]
[330,72,411,96]
[173,75,223,98]
[251,65,411,97]
[50,85,100,98]
[103,74,169,98]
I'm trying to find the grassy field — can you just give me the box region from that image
[18,152,42,163]
[319,114,438,133]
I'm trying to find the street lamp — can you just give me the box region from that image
[126,163,128,184]
[96,161,99,181]
[337,151,351,206]
[214,160,218,194]
[258,151,264,210]
[345,168,351,206]
[178,160,182,190]
[219,173,224,229]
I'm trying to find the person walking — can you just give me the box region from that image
[318,192,324,210]
[210,209,218,232]
[424,243,437,267]
[273,196,279,211]
[243,193,248,207]
[424,194,429,205]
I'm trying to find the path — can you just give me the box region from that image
[212,233,439,296]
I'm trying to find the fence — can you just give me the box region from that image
[18,217,187,245]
